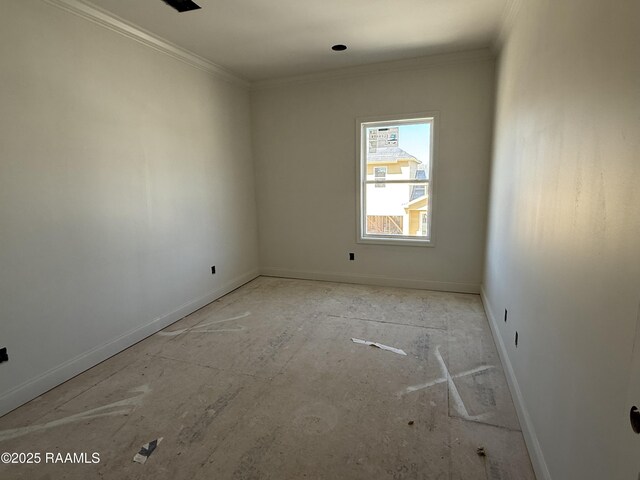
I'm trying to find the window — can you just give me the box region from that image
[374,166,387,187]
[357,113,436,245]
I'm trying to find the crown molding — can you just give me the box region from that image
[493,0,524,51]
[43,0,250,88]
[250,48,496,91]
[42,0,498,92]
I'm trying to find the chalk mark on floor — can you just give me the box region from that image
[403,345,495,422]
[0,385,151,442]
[157,312,250,336]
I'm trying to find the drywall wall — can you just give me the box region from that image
[0,0,259,415]
[483,0,640,478]
[251,51,495,293]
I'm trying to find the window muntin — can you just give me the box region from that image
[357,114,435,245]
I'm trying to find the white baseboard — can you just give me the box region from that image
[480,286,551,480]
[0,269,259,417]
[261,267,480,294]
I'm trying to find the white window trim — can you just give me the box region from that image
[356,111,438,247]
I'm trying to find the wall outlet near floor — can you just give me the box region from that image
[211,266,216,274]
[0,347,8,363]
[349,253,355,261]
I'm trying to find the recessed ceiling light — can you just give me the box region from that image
[331,44,347,52]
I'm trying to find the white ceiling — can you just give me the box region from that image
[86,0,508,81]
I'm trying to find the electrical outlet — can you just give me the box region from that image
[0,347,8,363]
[349,253,355,261]
[211,266,216,274]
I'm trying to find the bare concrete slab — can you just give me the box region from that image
[449,417,535,480]
[154,301,309,378]
[0,277,535,479]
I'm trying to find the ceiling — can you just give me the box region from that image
[86,0,508,81]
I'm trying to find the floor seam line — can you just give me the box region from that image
[449,414,523,433]
[325,314,447,331]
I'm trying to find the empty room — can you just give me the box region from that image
[0,0,638,479]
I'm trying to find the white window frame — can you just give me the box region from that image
[356,112,438,246]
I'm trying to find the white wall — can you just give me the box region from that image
[0,0,259,416]
[251,51,495,293]
[483,0,640,478]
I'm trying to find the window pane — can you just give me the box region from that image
[365,183,429,237]
[365,123,431,178]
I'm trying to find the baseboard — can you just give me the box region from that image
[261,267,480,294]
[0,269,260,417]
[480,286,551,480]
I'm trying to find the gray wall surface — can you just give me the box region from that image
[251,52,496,293]
[483,0,640,478]
[0,0,259,415]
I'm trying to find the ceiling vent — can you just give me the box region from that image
[161,0,201,13]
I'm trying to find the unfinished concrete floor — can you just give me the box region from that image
[0,277,535,479]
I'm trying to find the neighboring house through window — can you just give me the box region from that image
[357,113,436,245]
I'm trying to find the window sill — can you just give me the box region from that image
[357,236,435,247]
